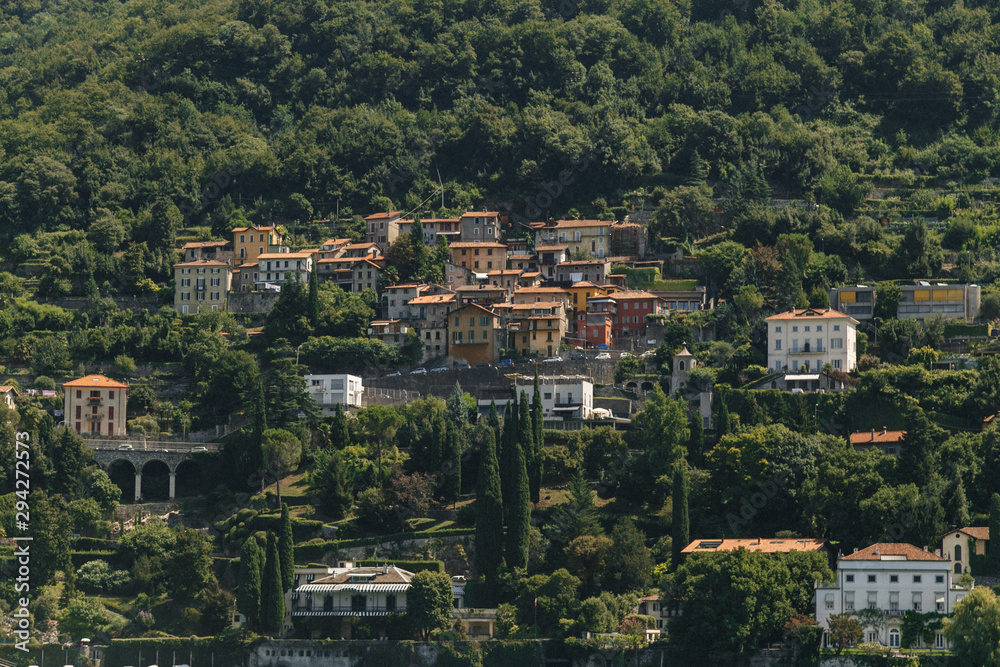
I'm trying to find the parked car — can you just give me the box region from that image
[570,353,586,361]
[514,357,532,364]
[592,343,610,350]
[384,370,402,377]
[410,367,427,375]
[475,362,492,368]
[497,359,513,367]
[117,444,133,450]
[619,352,633,358]
[596,352,612,360]
[191,446,208,452]
[454,362,471,370]
[542,356,562,363]
[430,366,448,373]
[640,350,656,358]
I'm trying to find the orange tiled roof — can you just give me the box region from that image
[841,543,945,562]
[610,290,659,300]
[534,245,569,252]
[765,308,854,321]
[461,211,500,218]
[849,430,906,445]
[448,242,507,249]
[952,527,990,541]
[531,219,613,229]
[681,538,827,555]
[174,259,230,267]
[182,240,231,249]
[63,374,129,389]
[363,211,402,220]
[232,225,275,233]
[313,566,412,586]
[408,294,456,305]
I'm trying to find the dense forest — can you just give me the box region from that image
[2,0,1000,245]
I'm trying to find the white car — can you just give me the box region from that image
[595,352,612,360]
[117,444,133,451]
[541,356,562,363]
[410,367,427,375]
[619,352,633,358]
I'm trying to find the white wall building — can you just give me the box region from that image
[256,251,313,287]
[816,543,970,650]
[512,374,594,420]
[765,308,858,373]
[304,374,363,413]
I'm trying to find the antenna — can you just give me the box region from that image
[436,164,445,209]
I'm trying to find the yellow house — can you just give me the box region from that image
[532,220,612,258]
[509,302,568,358]
[450,303,502,365]
[174,259,232,314]
[233,225,282,264]
[565,281,611,333]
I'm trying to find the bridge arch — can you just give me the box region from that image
[106,458,138,503]
[139,460,172,501]
[174,459,202,498]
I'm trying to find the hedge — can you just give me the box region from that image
[103,635,253,667]
[294,528,473,561]
[355,559,445,574]
[72,536,118,551]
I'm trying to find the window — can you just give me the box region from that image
[834,359,842,370]
[936,594,945,612]
[845,591,855,611]
[889,592,899,611]
[775,340,782,350]
[775,326,782,333]
[109,391,114,400]
[890,575,898,583]
[805,326,811,332]
[824,593,834,610]
[834,325,841,331]
[868,575,877,583]
[935,575,944,583]
[912,592,922,611]
[913,575,922,583]
[831,338,844,349]
[817,325,822,331]
[792,326,798,332]
[936,633,945,649]
[867,592,878,609]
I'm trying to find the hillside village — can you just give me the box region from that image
[9,0,1000,664]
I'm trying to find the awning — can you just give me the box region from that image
[936,597,945,604]
[291,610,395,617]
[788,374,820,381]
[551,405,581,412]
[296,583,409,593]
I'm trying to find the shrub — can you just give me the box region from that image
[33,375,55,390]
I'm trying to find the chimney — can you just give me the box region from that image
[871,428,875,441]
[923,546,928,551]
[883,426,888,435]
[936,548,942,557]
[853,548,858,553]
[874,548,880,555]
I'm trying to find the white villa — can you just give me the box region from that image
[765,307,858,374]
[815,543,971,650]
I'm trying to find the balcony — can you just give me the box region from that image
[290,605,404,616]
[789,345,823,355]
[87,396,103,405]
[85,413,104,421]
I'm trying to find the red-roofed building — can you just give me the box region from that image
[816,542,970,650]
[849,427,906,457]
[942,527,989,576]
[450,303,503,365]
[681,538,828,555]
[63,375,129,437]
[609,291,663,338]
[364,211,403,249]
[460,211,500,242]
[766,308,858,374]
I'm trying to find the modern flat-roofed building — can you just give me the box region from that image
[303,374,363,414]
[898,282,980,323]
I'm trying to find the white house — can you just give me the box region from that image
[815,543,971,650]
[0,385,17,411]
[765,308,858,373]
[303,374,363,413]
[255,251,313,288]
[512,374,593,420]
[286,564,414,639]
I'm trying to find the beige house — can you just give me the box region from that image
[532,219,612,258]
[0,385,17,411]
[173,259,231,314]
[942,527,989,575]
[63,374,129,437]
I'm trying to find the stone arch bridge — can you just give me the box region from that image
[87,441,217,501]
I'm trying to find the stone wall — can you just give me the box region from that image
[229,290,281,314]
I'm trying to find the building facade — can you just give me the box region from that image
[449,303,502,365]
[63,374,129,437]
[513,374,593,420]
[304,374,364,413]
[256,251,313,288]
[941,527,988,576]
[765,308,859,373]
[173,259,231,314]
[815,543,970,650]
[532,220,612,258]
[233,225,281,264]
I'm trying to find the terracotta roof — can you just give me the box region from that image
[174,259,230,267]
[0,385,18,394]
[571,281,602,288]
[182,240,231,249]
[318,257,367,265]
[364,211,402,220]
[610,291,659,300]
[531,219,613,229]
[313,565,413,586]
[534,245,569,252]
[559,260,609,266]
[765,308,856,321]
[515,287,569,293]
[383,283,426,291]
[461,211,499,217]
[345,243,379,249]
[487,269,523,276]
[232,225,275,232]
[681,538,827,555]
[509,255,535,261]
[951,527,989,541]
[63,374,129,389]
[849,429,906,445]
[452,302,500,317]
[408,294,456,305]
[456,285,507,292]
[257,251,313,259]
[448,242,507,249]
[841,543,945,562]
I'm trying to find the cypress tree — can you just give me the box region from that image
[672,462,690,571]
[308,262,319,329]
[989,494,1000,574]
[278,503,295,591]
[716,395,731,437]
[444,421,462,504]
[530,371,544,503]
[506,395,531,568]
[500,394,519,530]
[237,536,263,630]
[488,400,501,447]
[517,391,534,507]
[475,427,504,580]
[431,411,447,473]
[260,532,285,635]
[687,413,704,465]
[331,403,350,448]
